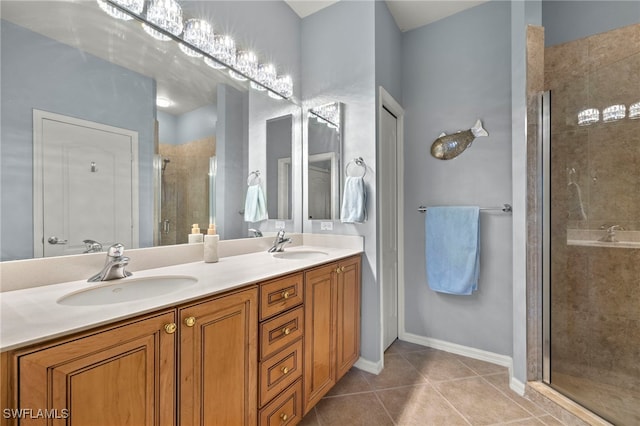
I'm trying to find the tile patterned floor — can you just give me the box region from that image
[299,340,567,426]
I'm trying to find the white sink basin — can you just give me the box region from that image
[58,275,198,306]
[272,250,329,260]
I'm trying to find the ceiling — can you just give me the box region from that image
[285,0,490,32]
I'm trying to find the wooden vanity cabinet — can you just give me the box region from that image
[179,287,258,426]
[14,310,177,426]
[303,255,361,414]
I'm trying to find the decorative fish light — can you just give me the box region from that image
[430,119,488,160]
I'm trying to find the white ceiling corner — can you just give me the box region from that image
[285,0,490,33]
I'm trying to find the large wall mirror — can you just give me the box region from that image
[0,1,301,261]
[306,102,343,220]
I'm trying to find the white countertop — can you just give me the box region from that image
[0,245,361,352]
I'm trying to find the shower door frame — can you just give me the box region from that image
[541,91,551,384]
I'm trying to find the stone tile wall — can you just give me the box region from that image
[159,137,216,245]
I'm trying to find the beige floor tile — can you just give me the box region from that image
[326,368,373,396]
[314,393,394,426]
[376,383,469,425]
[536,415,567,425]
[298,407,321,426]
[385,339,429,354]
[402,350,478,382]
[457,356,508,375]
[483,373,547,416]
[498,418,544,425]
[361,353,427,390]
[436,377,531,425]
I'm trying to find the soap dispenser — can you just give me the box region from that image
[188,224,204,244]
[204,224,219,263]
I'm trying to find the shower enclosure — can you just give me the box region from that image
[542,23,640,425]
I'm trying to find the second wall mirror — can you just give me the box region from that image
[306,102,343,220]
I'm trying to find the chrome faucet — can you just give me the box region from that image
[83,239,103,253]
[88,243,132,282]
[268,229,291,253]
[599,225,624,243]
[248,228,263,238]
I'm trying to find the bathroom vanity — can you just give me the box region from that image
[0,244,361,426]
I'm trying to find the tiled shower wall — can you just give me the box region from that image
[546,23,640,394]
[159,137,215,245]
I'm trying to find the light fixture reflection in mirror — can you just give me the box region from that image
[141,0,183,41]
[307,102,343,221]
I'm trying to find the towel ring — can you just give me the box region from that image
[345,157,366,178]
[247,170,261,186]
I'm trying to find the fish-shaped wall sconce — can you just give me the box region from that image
[430,119,488,160]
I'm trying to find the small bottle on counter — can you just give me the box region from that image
[188,224,204,244]
[204,224,219,263]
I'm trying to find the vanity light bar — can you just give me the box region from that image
[99,0,293,100]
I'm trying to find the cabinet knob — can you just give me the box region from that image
[184,316,197,327]
[280,413,288,421]
[281,366,289,375]
[282,327,291,336]
[341,266,346,272]
[281,291,290,300]
[164,323,177,334]
[335,267,341,274]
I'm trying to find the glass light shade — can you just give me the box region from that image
[250,63,276,91]
[629,102,640,119]
[156,97,173,108]
[205,35,236,70]
[179,19,213,58]
[143,0,183,41]
[96,0,144,21]
[275,75,293,98]
[602,104,626,122]
[229,50,257,81]
[577,108,599,126]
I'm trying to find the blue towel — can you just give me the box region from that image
[244,184,268,222]
[340,176,366,223]
[425,206,480,295]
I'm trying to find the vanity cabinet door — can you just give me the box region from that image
[178,287,258,426]
[16,310,177,426]
[303,263,337,413]
[336,256,361,380]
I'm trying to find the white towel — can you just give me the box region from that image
[244,184,268,222]
[340,176,366,223]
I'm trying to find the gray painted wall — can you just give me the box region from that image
[157,105,217,145]
[301,1,379,363]
[0,20,156,261]
[216,84,248,240]
[543,0,640,46]
[375,1,403,103]
[402,1,514,356]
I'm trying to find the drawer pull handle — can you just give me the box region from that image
[280,413,288,421]
[282,327,291,336]
[164,323,177,334]
[281,366,289,375]
[184,317,197,327]
[282,291,290,299]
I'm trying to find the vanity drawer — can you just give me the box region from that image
[260,307,303,359]
[259,379,303,426]
[259,338,303,407]
[260,273,304,320]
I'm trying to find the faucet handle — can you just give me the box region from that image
[107,243,125,257]
[607,225,624,233]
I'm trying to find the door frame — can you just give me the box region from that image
[377,87,405,360]
[33,109,139,257]
[308,152,339,220]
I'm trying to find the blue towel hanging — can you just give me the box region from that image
[425,206,480,295]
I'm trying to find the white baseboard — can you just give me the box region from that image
[400,332,525,396]
[354,357,383,375]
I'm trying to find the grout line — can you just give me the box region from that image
[312,407,323,426]
[373,389,398,426]
[480,375,553,418]
[486,415,544,425]
[429,380,474,426]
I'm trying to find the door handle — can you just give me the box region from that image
[47,236,68,245]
